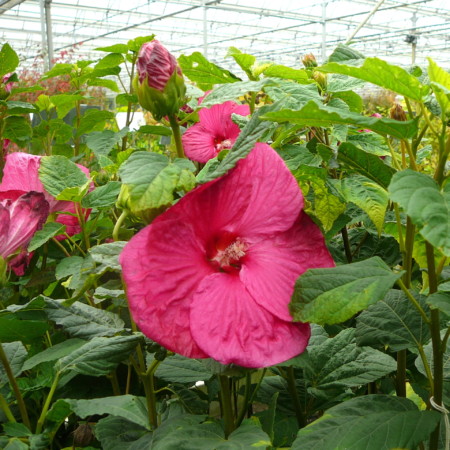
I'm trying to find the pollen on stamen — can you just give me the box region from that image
[210,237,248,272]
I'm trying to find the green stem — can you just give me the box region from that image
[0,390,16,423]
[236,372,252,427]
[142,360,160,430]
[249,91,256,114]
[403,217,415,288]
[109,371,121,396]
[397,279,430,324]
[434,131,450,186]
[417,343,434,392]
[112,210,129,242]
[168,114,185,159]
[396,350,407,397]
[36,371,60,434]
[426,242,444,450]
[394,204,405,254]
[74,100,82,157]
[285,366,306,428]
[341,227,352,263]
[402,139,418,171]
[0,344,31,429]
[51,238,71,258]
[219,375,235,438]
[76,203,90,250]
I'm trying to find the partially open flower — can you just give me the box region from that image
[390,104,407,121]
[182,101,250,163]
[120,144,334,368]
[133,40,186,120]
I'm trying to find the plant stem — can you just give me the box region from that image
[236,372,252,427]
[168,114,185,159]
[396,350,407,397]
[0,390,16,423]
[36,371,60,434]
[112,210,128,241]
[396,279,430,324]
[341,227,352,263]
[426,242,444,450]
[434,131,450,186]
[109,371,121,396]
[219,375,235,438]
[285,366,306,428]
[0,343,31,429]
[142,359,160,430]
[403,217,415,288]
[249,91,257,114]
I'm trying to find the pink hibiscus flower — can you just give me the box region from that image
[0,152,91,237]
[120,144,334,368]
[0,190,49,264]
[182,101,250,163]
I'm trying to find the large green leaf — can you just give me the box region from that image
[340,174,388,234]
[43,298,125,338]
[290,257,404,325]
[337,142,395,188]
[94,53,124,70]
[39,155,89,200]
[178,52,240,90]
[81,181,121,208]
[292,395,440,449]
[0,315,49,343]
[51,94,84,119]
[319,57,429,100]
[95,416,152,450]
[0,43,19,77]
[264,81,322,109]
[155,354,213,384]
[388,169,450,256]
[262,64,310,83]
[0,342,27,386]
[261,100,418,139]
[86,128,128,157]
[356,289,430,351]
[226,47,256,79]
[76,109,115,136]
[118,152,196,213]
[3,116,32,144]
[428,58,450,116]
[328,44,365,62]
[28,222,66,252]
[300,329,396,391]
[56,334,141,376]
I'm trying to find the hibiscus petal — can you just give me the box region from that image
[190,273,310,368]
[120,218,214,359]
[241,212,335,322]
[182,124,217,163]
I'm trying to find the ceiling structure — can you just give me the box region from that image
[1,0,450,76]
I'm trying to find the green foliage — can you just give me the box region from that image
[0,43,19,77]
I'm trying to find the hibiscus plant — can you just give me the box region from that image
[0,37,449,450]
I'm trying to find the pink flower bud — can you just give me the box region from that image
[134,40,186,120]
[2,73,14,93]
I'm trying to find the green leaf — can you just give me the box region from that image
[226,47,256,79]
[61,395,149,429]
[41,63,73,80]
[116,93,138,106]
[76,109,115,136]
[88,77,120,92]
[300,328,396,390]
[261,100,419,139]
[38,155,89,199]
[0,315,49,343]
[319,57,429,100]
[119,152,196,213]
[28,222,66,252]
[3,116,32,144]
[264,81,322,109]
[290,257,404,325]
[86,128,128,157]
[326,74,365,93]
[95,53,124,70]
[51,94,84,119]
[95,44,129,53]
[428,58,450,116]
[328,44,365,62]
[156,354,213,383]
[0,43,19,78]
[56,334,141,376]
[356,289,430,351]
[127,35,155,52]
[43,298,125,338]
[427,292,450,318]
[2,423,32,437]
[5,101,38,115]
[0,342,27,386]
[22,338,86,371]
[388,169,450,256]
[89,241,126,271]
[81,181,121,208]
[292,395,440,450]
[95,416,152,450]
[137,125,172,136]
[340,175,388,234]
[262,64,310,83]
[347,132,390,157]
[199,102,282,183]
[338,142,395,188]
[178,52,240,90]
[331,90,363,113]
[200,80,271,107]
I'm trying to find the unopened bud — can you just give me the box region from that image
[0,73,14,100]
[312,71,327,90]
[302,53,318,68]
[73,423,93,447]
[133,40,186,120]
[390,104,407,121]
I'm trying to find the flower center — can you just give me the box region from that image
[207,234,248,273]
[215,139,232,152]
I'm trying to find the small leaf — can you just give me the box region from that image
[86,128,128,157]
[290,257,404,325]
[292,395,440,450]
[263,64,310,83]
[226,47,256,79]
[264,81,322,109]
[388,169,450,256]
[3,116,32,144]
[51,93,84,119]
[95,44,129,53]
[137,125,171,136]
[156,354,213,383]
[28,222,66,252]
[95,53,124,70]
[328,44,365,62]
[426,292,450,318]
[0,342,27,386]
[76,109,115,136]
[81,181,121,208]
[0,43,19,77]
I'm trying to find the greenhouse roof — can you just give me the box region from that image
[1,0,450,73]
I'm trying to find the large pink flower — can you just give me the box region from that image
[120,144,334,368]
[0,190,49,260]
[0,152,91,237]
[182,101,250,163]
